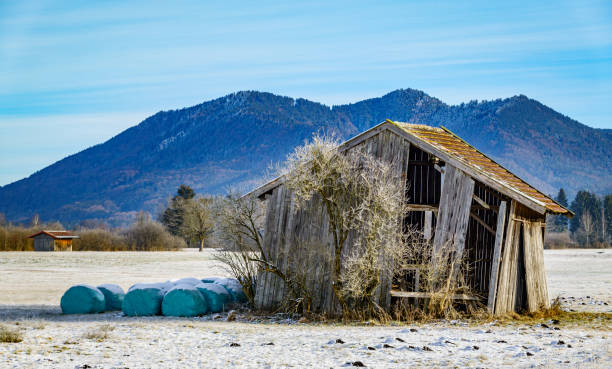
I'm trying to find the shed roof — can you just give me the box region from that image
[392,121,571,215]
[247,121,572,216]
[27,230,79,239]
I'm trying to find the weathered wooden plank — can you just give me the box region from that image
[255,186,280,309]
[432,165,475,260]
[523,219,550,312]
[494,200,517,315]
[423,211,433,240]
[487,200,507,312]
[407,204,439,212]
[390,290,480,301]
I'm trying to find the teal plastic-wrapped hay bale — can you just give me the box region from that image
[171,277,202,286]
[201,276,224,284]
[194,282,231,313]
[161,285,208,317]
[214,278,247,303]
[60,285,106,314]
[122,283,171,316]
[97,284,125,311]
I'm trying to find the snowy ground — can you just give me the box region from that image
[0,249,610,368]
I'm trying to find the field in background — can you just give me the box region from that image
[0,249,610,311]
[0,249,228,305]
[0,249,610,368]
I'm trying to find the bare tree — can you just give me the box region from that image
[215,194,315,309]
[577,211,595,246]
[182,197,214,251]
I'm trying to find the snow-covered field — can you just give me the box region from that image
[0,249,610,368]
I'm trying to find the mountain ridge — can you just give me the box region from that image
[1,89,610,226]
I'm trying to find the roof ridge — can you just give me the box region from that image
[439,126,573,216]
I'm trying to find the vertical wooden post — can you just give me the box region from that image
[487,200,507,312]
[423,211,433,240]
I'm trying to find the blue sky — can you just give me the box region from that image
[1,0,611,186]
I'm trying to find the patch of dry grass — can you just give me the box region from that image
[0,324,23,343]
[82,324,115,341]
[495,299,612,330]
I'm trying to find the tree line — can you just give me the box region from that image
[0,211,185,251]
[546,188,612,248]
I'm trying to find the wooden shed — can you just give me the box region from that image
[248,120,572,315]
[28,230,79,251]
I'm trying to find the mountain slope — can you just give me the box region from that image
[1,89,610,226]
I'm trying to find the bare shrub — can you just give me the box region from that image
[544,231,576,249]
[73,228,127,251]
[0,324,23,343]
[215,194,266,305]
[0,225,42,251]
[123,212,186,251]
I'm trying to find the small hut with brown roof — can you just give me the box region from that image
[28,230,79,252]
[248,120,572,315]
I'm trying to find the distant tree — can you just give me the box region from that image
[550,188,569,232]
[0,213,6,227]
[570,191,602,239]
[77,219,108,230]
[177,184,195,200]
[576,211,595,246]
[30,214,40,227]
[161,184,196,238]
[604,194,612,243]
[181,197,214,252]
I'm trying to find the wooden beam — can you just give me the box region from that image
[407,204,438,212]
[390,290,481,301]
[487,200,507,313]
[472,194,490,210]
[470,211,496,236]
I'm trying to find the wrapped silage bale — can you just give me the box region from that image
[161,285,208,317]
[171,277,202,286]
[201,276,224,284]
[194,282,231,313]
[122,282,171,316]
[97,284,125,311]
[60,285,106,314]
[214,278,248,303]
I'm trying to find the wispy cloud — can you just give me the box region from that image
[0,0,610,185]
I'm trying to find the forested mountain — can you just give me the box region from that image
[1,89,610,226]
